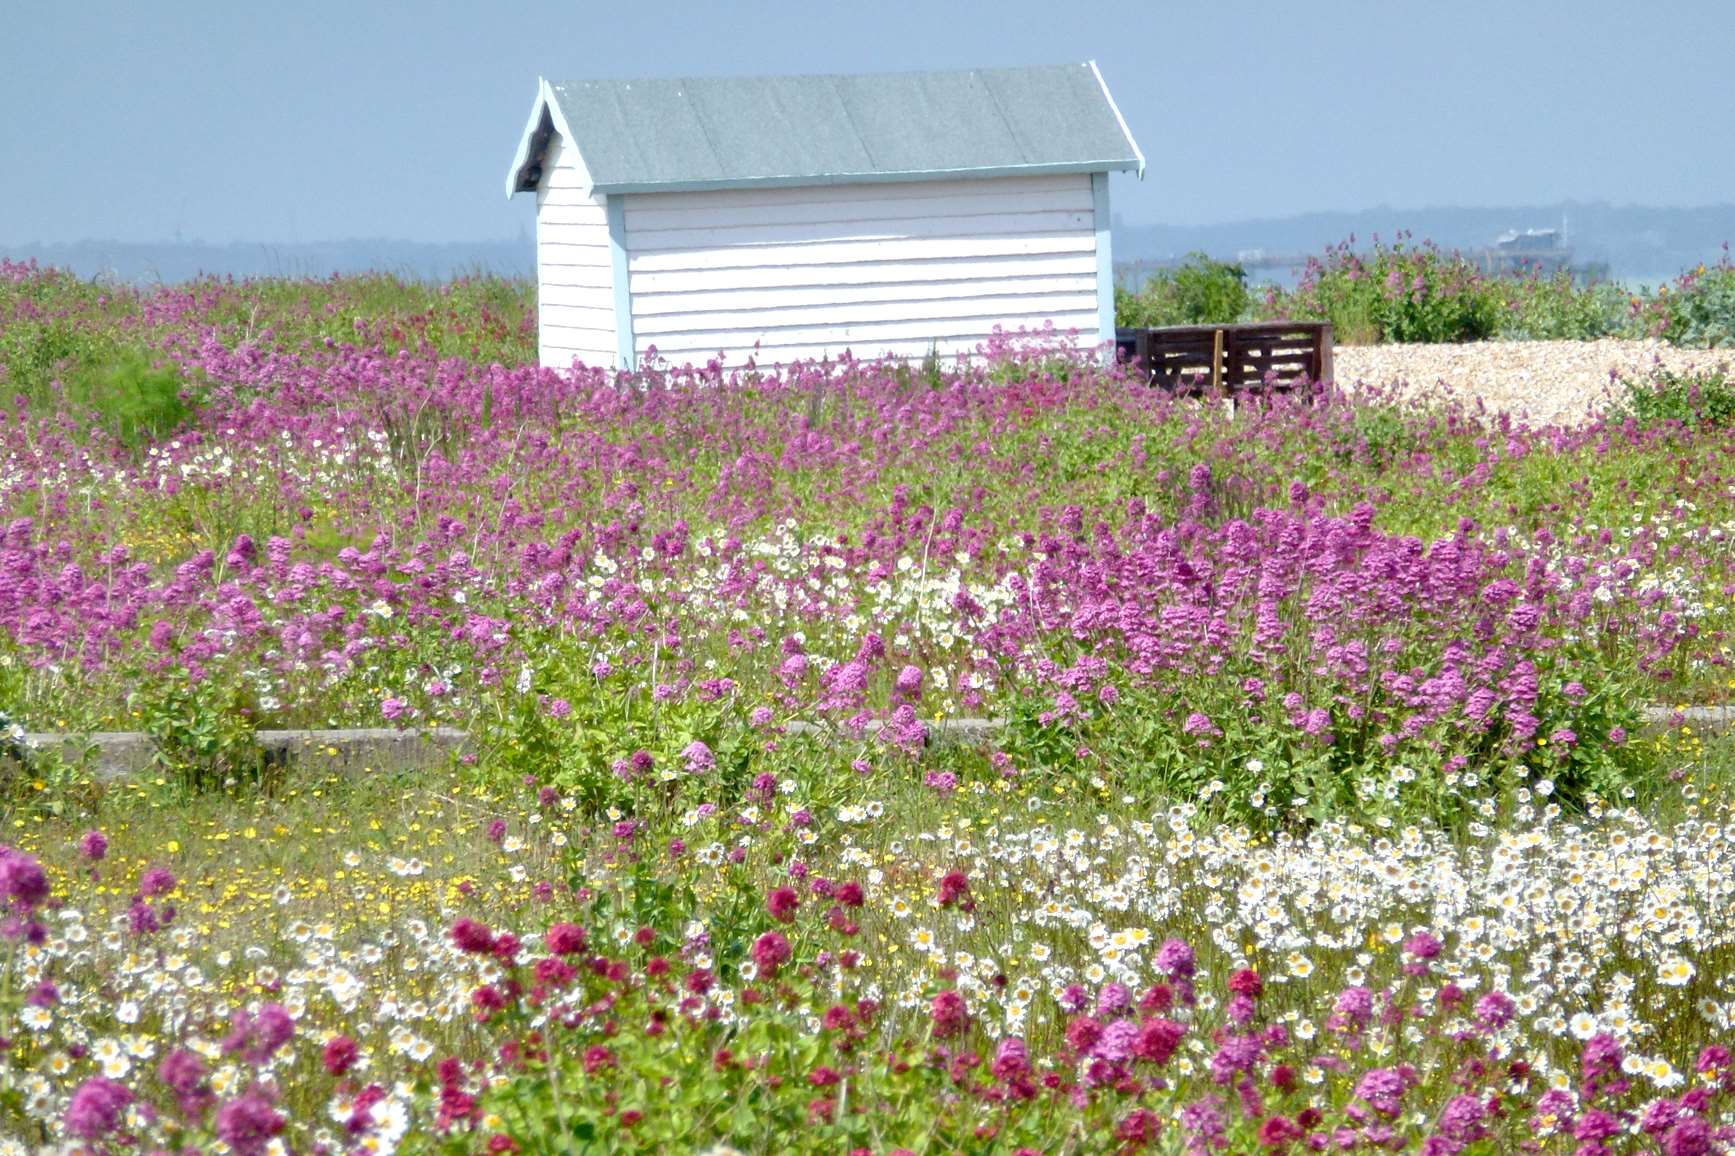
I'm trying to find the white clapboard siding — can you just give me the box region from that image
[628,251,1096,294]
[622,174,1102,365]
[643,330,1097,367]
[631,274,1094,316]
[625,210,1093,252]
[535,133,615,369]
[635,294,1099,337]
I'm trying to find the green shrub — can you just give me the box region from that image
[1267,237,1505,344]
[1659,261,1735,348]
[131,678,273,796]
[63,350,198,449]
[1116,252,1249,327]
[1611,366,1735,429]
[1498,274,1634,341]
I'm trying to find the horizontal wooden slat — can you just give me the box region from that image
[536,264,614,290]
[537,283,616,311]
[637,309,1101,353]
[541,324,616,345]
[630,274,1093,317]
[538,204,609,226]
[541,349,614,371]
[540,301,615,329]
[628,233,1094,274]
[628,251,1096,294]
[626,210,1093,253]
[624,184,1093,232]
[641,327,1104,368]
[622,172,1088,214]
[636,292,1098,337]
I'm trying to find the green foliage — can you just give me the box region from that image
[1115,252,1250,327]
[1498,274,1635,341]
[1001,668,1649,834]
[1659,261,1735,348]
[63,350,198,449]
[1267,237,1504,344]
[1611,366,1735,429]
[130,678,273,795]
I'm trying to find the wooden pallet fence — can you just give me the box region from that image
[1116,322,1333,393]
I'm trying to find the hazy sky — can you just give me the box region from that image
[5,0,1731,244]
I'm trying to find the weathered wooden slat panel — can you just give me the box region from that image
[628,252,1097,294]
[626,210,1093,253]
[636,293,1100,337]
[536,283,616,311]
[539,302,616,330]
[642,324,1101,367]
[536,269,614,293]
[622,172,1089,214]
[630,274,1094,316]
[639,309,1102,355]
[537,204,610,227]
[534,132,615,370]
[624,184,1093,232]
[628,232,1094,274]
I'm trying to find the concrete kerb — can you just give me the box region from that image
[21,728,472,783]
[16,706,1728,783]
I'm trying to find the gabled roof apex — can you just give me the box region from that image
[506,62,1143,198]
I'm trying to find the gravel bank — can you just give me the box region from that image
[1333,339,1735,424]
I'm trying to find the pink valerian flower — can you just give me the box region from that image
[1581,1033,1629,1100]
[451,917,496,954]
[545,922,587,955]
[1353,1066,1411,1119]
[750,931,791,976]
[1227,968,1263,998]
[139,865,176,897]
[930,989,969,1038]
[923,769,957,796]
[682,740,715,774]
[1135,1017,1186,1065]
[62,1077,133,1140]
[766,886,800,923]
[1331,985,1375,1034]
[0,846,50,912]
[1474,990,1516,1032]
[214,1086,286,1155]
[222,1003,295,1065]
[937,869,970,909]
[1154,938,1196,979]
[322,1035,359,1076]
[1182,711,1220,740]
[380,696,409,721]
[158,1048,213,1116]
[1096,982,1133,1017]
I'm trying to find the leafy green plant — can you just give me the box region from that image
[1116,253,1249,327]
[131,678,271,795]
[63,350,198,450]
[1659,260,1735,347]
[1611,367,1735,429]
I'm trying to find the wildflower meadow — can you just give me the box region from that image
[3,257,1735,1153]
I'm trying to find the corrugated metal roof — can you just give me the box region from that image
[507,62,1142,196]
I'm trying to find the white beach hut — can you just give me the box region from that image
[504,62,1143,371]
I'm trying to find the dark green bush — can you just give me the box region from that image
[1116,252,1250,327]
[1266,237,1504,344]
[1659,262,1735,348]
[64,350,198,449]
[1611,367,1735,429]
[1498,275,1635,341]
